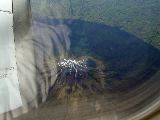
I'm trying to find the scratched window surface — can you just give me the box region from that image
[1,0,160,120]
[0,10,22,114]
[20,0,160,120]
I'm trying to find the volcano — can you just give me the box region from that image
[50,56,106,99]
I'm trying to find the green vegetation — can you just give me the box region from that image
[31,0,160,48]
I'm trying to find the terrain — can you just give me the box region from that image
[31,0,160,48]
[12,1,160,120]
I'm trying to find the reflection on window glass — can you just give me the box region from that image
[2,0,160,120]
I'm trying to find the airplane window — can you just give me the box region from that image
[1,0,160,120]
